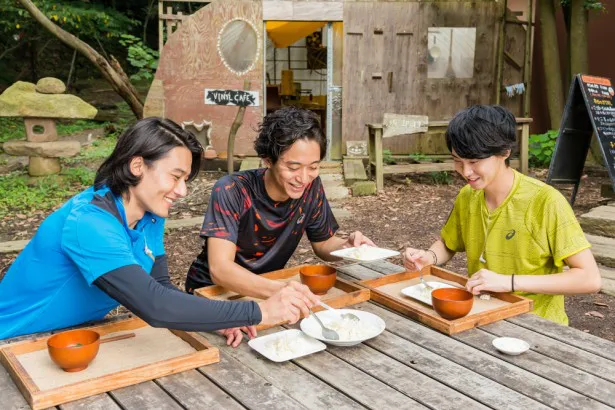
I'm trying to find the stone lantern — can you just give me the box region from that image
[0,78,97,176]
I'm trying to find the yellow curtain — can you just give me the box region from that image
[266,21,326,48]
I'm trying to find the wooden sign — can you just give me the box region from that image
[547,74,615,204]
[204,89,259,107]
[382,113,429,139]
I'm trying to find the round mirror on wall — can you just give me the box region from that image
[218,19,258,75]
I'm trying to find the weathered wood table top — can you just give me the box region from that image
[2,261,615,410]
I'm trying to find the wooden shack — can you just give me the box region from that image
[146,0,531,159]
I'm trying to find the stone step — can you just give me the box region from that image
[580,205,615,238]
[239,158,262,171]
[323,184,349,201]
[343,158,368,186]
[586,234,615,268]
[602,277,615,297]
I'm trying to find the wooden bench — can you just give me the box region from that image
[366,117,532,192]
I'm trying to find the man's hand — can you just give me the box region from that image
[344,231,376,248]
[258,282,320,325]
[466,269,512,294]
[403,247,436,271]
[217,326,257,348]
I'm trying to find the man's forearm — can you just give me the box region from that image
[312,236,347,261]
[430,239,455,266]
[211,262,285,299]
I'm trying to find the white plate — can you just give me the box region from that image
[330,245,400,262]
[248,329,326,362]
[401,282,460,306]
[300,309,386,347]
[492,337,531,356]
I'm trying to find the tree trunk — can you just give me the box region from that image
[227,80,251,174]
[539,0,565,129]
[18,0,144,119]
[570,0,603,166]
[569,0,589,79]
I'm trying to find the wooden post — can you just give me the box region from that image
[158,0,163,51]
[374,127,384,192]
[523,0,533,117]
[228,79,251,175]
[520,122,529,174]
[495,0,507,104]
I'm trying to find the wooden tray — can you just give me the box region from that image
[195,265,371,330]
[360,266,533,335]
[0,317,219,410]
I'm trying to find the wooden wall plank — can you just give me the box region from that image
[343,1,509,154]
[359,303,606,410]
[264,1,343,21]
[149,0,264,156]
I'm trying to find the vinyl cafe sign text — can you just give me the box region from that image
[204,89,259,107]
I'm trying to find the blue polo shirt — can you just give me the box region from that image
[0,186,165,339]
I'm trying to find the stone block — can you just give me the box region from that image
[351,181,377,196]
[0,81,97,119]
[29,156,60,176]
[3,140,80,158]
[586,234,615,268]
[601,184,615,199]
[580,205,615,238]
[24,118,58,142]
[35,77,66,94]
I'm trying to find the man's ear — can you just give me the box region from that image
[129,156,145,177]
[503,149,511,160]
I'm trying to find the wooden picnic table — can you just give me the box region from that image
[2,260,615,410]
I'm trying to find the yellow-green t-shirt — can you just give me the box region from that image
[440,170,591,325]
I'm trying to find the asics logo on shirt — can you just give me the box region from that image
[505,229,516,240]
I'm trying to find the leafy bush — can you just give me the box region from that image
[529,129,558,167]
[429,171,453,185]
[118,34,159,81]
[382,149,396,165]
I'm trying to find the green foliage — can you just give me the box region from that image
[0,167,94,218]
[382,149,396,165]
[429,171,453,185]
[118,34,158,81]
[409,152,429,162]
[529,129,558,167]
[64,133,117,165]
[0,117,24,144]
[559,0,606,11]
[0,1,139,58]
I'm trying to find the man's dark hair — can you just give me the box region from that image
[254,106,326,163]
[95,117,203,195]
[445,105,517,165]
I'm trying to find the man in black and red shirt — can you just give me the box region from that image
[186,107,374,297]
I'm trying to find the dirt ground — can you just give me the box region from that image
[1,168,614,341]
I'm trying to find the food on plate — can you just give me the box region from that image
[264,332,315,359]
[326,316,379,341]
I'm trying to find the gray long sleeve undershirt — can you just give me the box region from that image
[93,255,262,331]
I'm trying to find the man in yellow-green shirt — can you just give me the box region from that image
[404,105,601,325]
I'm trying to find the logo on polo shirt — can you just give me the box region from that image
[505,229,516,240]
[297,214,305,224]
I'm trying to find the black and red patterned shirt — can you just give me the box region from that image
[186,168,338,290]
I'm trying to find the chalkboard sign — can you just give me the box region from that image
[547,74,615,204]
[204,89,259,107]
